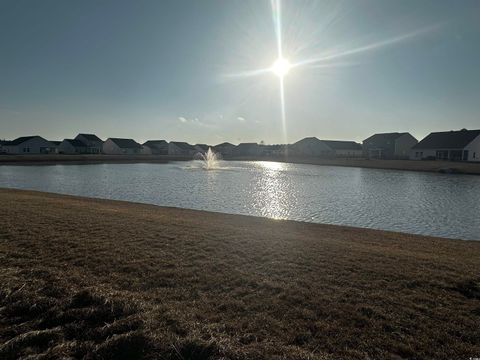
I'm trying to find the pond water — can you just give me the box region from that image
[1,161,479,240]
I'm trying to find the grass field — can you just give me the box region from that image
[0,188,479,359]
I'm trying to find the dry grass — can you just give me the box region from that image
[2,155,480,175]
[0,188,479,359]
[226,156,480,175]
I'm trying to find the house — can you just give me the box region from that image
[49,141,62,154]
[1,136,55,154]
[142,140,169,155]
[58,139,87,154]
[290,137,333,157]
[261,144,289,156]
[410,129,480,162]
[102,138,143,155]
[74,134,103,154]
[194,144,210,154]
[168,142,196,156]
[233,143,263,156]
[213,142,236,156]
[321,140,363,158]
[0,140,9,154]
[363,132,417,159]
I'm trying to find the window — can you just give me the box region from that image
[23,147,30,153]
[474,152,476,159]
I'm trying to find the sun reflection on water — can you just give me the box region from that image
[253,161,294,220]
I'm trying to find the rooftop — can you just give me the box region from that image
[8,136,43,146]
[322,140,362,151]
[363,132,409,143]
[108,138,142,149]
[170,141,195,150]
[413,129,480,150]
[77,134,103,142]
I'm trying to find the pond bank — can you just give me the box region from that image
[1,154,479,174]
[1,188,478,359]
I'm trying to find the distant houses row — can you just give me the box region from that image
[1,129,479,162]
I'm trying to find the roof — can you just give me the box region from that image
[143,140,168,148]
[170,141,195,150]
[292,136,322,148]
[321,140,362,151]
[214,142,235,147]
[63,139,86,147]
[194,144,210,151]
[413,129,480,150]
[363,132,409,143]
[293,137,322,145]
[108,138,142,149]
[8,136,42,146]
[77,134,103,142]
[237,142,259,147]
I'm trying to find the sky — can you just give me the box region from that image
[1,0,479,145]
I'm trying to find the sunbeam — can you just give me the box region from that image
[221,0,443,143]
[291,23,442,69]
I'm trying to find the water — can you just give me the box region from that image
[0,161,479,240]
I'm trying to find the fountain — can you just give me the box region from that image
[198,147,220,170]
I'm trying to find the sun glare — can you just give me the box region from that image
[271,57,291,77]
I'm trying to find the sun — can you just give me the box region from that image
[271,57,291,77]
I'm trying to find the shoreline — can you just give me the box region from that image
[1,154,480,174]
[1,188,479,359]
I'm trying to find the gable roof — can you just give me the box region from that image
[413,129,480,150]
[363,132,408,143]
[321,140,362,151]
[237,142,259,148]
[294,136,321,144]
[63,139,86,147]
[143,140,168,148]
[170,141,195,150]
[8,136,43,146]
[194,144,210,151]
[108,138,142,149]
[77,133,103,142]
[214,142,235,147]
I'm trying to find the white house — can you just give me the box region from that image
[1,136,55,154]
[321,140,363,158]
[290,137,333,157]
[48,141,61,154]
[102,138,143,155]
[363,132,418,159]
[142,140,169,155]
[58,139,87,154]
[233,143,263,156]
[410,129,480,162]
[74,134,103,154]
[168,142,196,156]
[213,142,236,156]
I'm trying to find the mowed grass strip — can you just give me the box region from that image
[0,188,479,359]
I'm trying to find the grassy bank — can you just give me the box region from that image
[0,189,479,359]
[226,156,480,175]
[2,154,480,175]
[0,154,186,165]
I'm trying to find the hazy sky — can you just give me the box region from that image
[1,0,479,144]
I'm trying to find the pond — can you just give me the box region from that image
[1,161,479,240]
